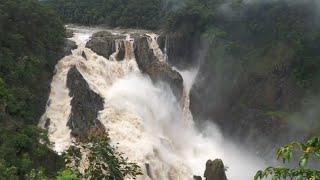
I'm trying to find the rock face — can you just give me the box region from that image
[67,67,104,137]
[189,38,307,156]
[86,31,125,60]
[86,31,183,101]
[63,39,77,57]
[158,32,200,69]
[134,35,183,101]
[204,159,227,180]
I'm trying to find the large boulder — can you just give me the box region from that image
[204,159,227,180]
[67,66,105,138]
[86,31,125,60]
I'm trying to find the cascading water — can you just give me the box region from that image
[146,33,167,62]
[40,26,265,180]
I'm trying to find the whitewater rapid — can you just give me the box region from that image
[40,26,264,180]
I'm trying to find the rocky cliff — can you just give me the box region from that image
[67,66,104,138]
[157,32,200,69]
[86,31,184,101]
[189,37,310,155]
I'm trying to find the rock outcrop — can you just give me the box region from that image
[86,31,183,101]
[134,35,183,101]
[157,32,200,69]
[63,39,77,57]
[204,159,227,180]
[86,31,125,60]
[67,67,104,138]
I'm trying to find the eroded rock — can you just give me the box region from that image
[134,35,183,101]
[86,31,125,60]
[67,66,104,138]
[204,159,227,180]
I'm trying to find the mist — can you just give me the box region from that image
[185,0,320,166]
[102,70,265,179]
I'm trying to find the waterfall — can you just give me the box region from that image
[40,26,264,180]
[146,33,167,62]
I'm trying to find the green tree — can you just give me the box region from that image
[0,0,66,179]
[56,169,80,180]
[65,131,142,180]
[255,137,320,180]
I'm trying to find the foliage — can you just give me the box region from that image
[0,0,66,179]
[45,0,162,29]
[64,131,142,180]
[0,119,65,179]
[165,0,221,36]
[46,0,222,31]
[56,169,81,180]
[0,0,65,122]
[26,169,50,180]
[255,137,320,180]
[265,111,291,122]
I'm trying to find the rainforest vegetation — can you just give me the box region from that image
[1,0,320,179]
[0,0,65,178]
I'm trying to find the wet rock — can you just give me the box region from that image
[86,31,125,60]
[66,29,74,38]
[44,118,51,129]
[134,35,183,101]
[157,33,166,52]
[165,33,200,68]
[204,159,227,180]
[193,175,202,180]
[145,163,153,179]
[67,66,104,138]
[63,39,77,57]
[81,51,87,60]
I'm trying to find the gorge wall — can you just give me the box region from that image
[189,34,317,158]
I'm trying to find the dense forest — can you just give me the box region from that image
[1,0,320,179]
[0,0,66,178]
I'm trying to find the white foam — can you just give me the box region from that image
[40,26,265,179]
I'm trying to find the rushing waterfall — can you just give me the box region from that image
[146,33,167,62]
[40,26,264,180]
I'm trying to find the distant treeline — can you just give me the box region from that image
[45,0,167,29]
[44,0,221,30]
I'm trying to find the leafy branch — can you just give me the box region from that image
[255,137,320,180]
[64,130,142,180]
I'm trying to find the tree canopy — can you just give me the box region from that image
[0,0,65,178]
